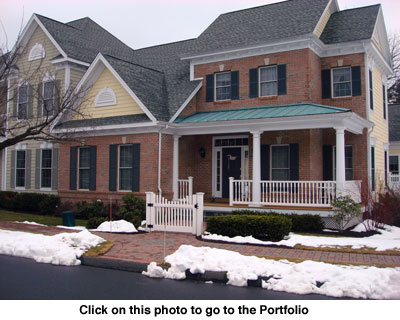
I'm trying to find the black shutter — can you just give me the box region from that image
[109,144,117,191]
[289,144,299,181]
[277,64,287,95]
[369,70,374,110]
[132,144,140,192]
[321,69,331,99]
[323,145,333,181]
[383,85,387,119]
[205,74,214,102]
[261,144,270,181]
[69,147,77,190]
[385,151,388,186]
[351,66,361,96]
[249,68,258,98]
[89,146,97,191]
[231,71,239,100]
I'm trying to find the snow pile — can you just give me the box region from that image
[203,222,400,251]
[16,221,46,226]
[0,229,105,266]
[143,245,400,299]
[56,225,87,231]
[95,220,138,233]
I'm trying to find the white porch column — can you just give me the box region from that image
[335,128,346,196]
[251,131,262,206]
[172,135,181,200]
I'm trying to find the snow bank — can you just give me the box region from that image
[203,222,400,251]
[15,221,46,226]
[95,220,138,233]
[0,229,105,266]
[56,225,87,231]
[143,245,400,299]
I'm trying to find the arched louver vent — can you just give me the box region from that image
[94,87,117,107]
[28,43,45,61]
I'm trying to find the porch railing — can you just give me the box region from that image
[389,173,400,191]
[178,176,193,199]
[229,178,336,207]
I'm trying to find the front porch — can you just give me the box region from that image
[169,104,372,212]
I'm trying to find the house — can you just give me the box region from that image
[389,104,400,187]
[4,0,392,216]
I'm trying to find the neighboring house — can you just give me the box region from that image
[389,104,400,185]
[6,0,392,214]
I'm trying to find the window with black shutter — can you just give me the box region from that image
[369,70,374,110]
[371,146,375,191]
[383,85,387,119]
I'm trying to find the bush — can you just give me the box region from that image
[74,201,105,219]
[231,210,324,233]
[374,189,400,227]
[0,191,60,215]
[332,196,362,231]
[38,195,61,215]
[206,214,292,241]
[0,191,18,210]
[86,217,107,229]
[115,193,145,228]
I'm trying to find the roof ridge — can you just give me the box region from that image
[336,3,380,14]
[34,13,80,30]
[134,38,196,51]
[104,54,164,74]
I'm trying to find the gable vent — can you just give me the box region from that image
[28,43,45,61]
[94,87,117,107]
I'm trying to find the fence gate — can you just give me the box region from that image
[145,192,204,236]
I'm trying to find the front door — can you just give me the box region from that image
[222,147,242,198]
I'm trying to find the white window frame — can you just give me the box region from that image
[95,87,117,107]
[389,155,400,174]
[333,145,354,181]
[40,148,53,191]
[212,135,249,198]
[270,144,290,181]
[17,83,28,120]
[332,66,352,98]
[118,144,133,192]
[214,72,231,101]
[259,65,278,97]
[42,80,55,117]
[15,144,27,190]
[28,43,45,61]
[78,147,90,191]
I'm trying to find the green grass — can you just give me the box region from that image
[0,209,88,227]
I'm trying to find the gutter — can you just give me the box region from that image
[157,122,169,196]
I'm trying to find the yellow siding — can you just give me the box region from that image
[70,68,85,88]
[314,7,331,38]
[370,66,389,187]
[75,67,144,119]
[390,149,400,156]
[373,36,383,52]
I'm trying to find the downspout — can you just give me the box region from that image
[157,123,169,197]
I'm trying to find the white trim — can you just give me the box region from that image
[331,66,352,98]
[15,147,27,190]
[39,148,52,191]
[389,154,400,174]
[370,136,377,147]
[77,146,90,191]
[40,142,53,149]
[53,121,157,134]
[1,149,7,191]
[64,65,71,94]
[28,43,45,61]
[169,81,203,123]
[259,65,278,97]
[94,87,117,107]
[51,57,90,67]
[214,71,231,102]
[390,142,400,149]
[270,144,290,181]
[117,144,134,192]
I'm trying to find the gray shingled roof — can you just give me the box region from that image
[56,114,150,129]
[182,0,329,56]
[389,104,400,142]
[320,5,380,44]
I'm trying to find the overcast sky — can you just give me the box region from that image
[1,0,399,50]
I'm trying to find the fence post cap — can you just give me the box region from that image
[195,192,205,195]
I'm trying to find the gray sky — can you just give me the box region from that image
[1,0,399,50]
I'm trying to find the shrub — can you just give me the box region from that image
[206,214,291,241]
[115,193,145,228]
[74,201,105,219]
[231,210,324,233]
[0,191,61,215]
[374,189,400,227]
[38,195,61,215]
[0,191,18,210]
[86,217,107,229]
[331,196,362,231]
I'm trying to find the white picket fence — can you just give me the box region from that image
[178,176,193,199]
[145,192,204,236]
[229,178,336,207]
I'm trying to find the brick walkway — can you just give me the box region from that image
[1,221,400,267]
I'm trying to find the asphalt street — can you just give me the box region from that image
[0,254,339,300]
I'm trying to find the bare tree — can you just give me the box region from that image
[0,33,93,151]
[388,31,400,103]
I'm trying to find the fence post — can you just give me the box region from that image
[229,177,234,206]
[188,176,193,198]
[145,192,152,232]
[195,192,204,236]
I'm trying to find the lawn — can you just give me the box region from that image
[0,209,88,227]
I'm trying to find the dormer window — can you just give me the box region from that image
[94,87,117,107]
[28,43,45,61]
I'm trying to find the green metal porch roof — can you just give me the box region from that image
[174,103,351,124]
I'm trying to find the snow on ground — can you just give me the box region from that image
[202,222,400,251]
[56,225,87,231]
[15,221,46,226]
[94,220,137,233]
[0,229,105,265]
[143,245,400,299]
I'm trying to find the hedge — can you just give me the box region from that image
[0,191,60,215]
[232,210,324,233]
[206,214,292,241]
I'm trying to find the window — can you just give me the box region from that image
[215,72,231,101]
[41,149,52,189]
[79,147,91,189]
[259,66,278,97]
[271,145,290,180]
[332,67,351,97]
[383,85,387,120]
[16,150,26,188]
[369,70,374,110]
[43,81,54,116]
[119,145,133,191]
[390,156,399,174]
[333,146,354,180]
[371,146,375,191]
[18,85,28,120]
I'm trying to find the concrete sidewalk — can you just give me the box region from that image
[1,221,400,268]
